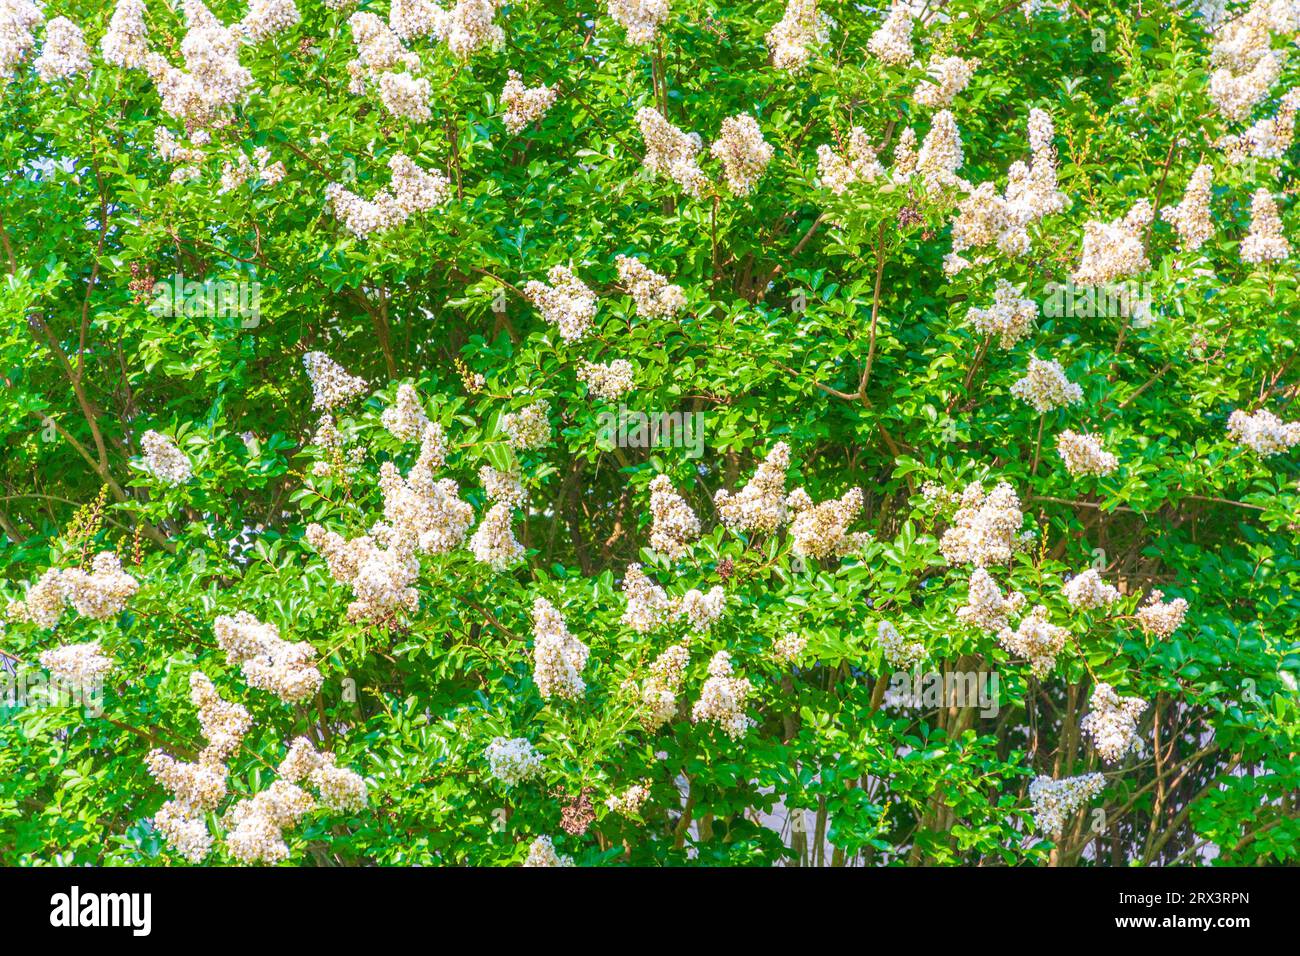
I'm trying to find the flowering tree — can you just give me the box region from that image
[0,0,1297,867]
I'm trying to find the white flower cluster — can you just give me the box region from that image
[608,0,671,45]
[606,781,651,816]
[327,153,451,238]
[648,475,699,559]
[479,465,526,508]
[1240,188,1290,264]
[676,585,725,632]
[710,113,774,196]
[635,643,689,729]
[617,255,686,319]
[773,631,807,662]
[148,672,252,863]
[381,383,430,441]
[866,1,913,65]
[470,502,524,569]
[1057,430,1118,477]
[786,486,868,559]
[947,109,1067,271]
[303,351,367,410]
[523,834,573,866]
[914,55,977,108]
[442,0,503,59]
[1081,683,1147,764]
[1028,773,1106,836]
[7,552,139,628]
[501,399,551,450]
[38,641,113,690]
[34,16,90,83]
[1135,590,1189,638]
[816,127,885,194]
[766,0,829,73]
[997,604,1068,678]
[636,107,708,197]
[101,0,149,70]
[939,481,1026,567]
[306,523,420,622]
[0,0,42,80]
[691,651,755,739]
[1207,2,1286,121]
[502,70,557,133]
[144,0,254,128]
[621,563,673,633]
[1062,568,1120,611]
[241,0,301,44]
[578,359,635,400]
[1227,407,1300,455]
[1221,87,1300,162]
[876,620,926,669]
[1072,199,1154,286]
[915,110,965,194]
[485,736,543,787]
[525,266,598,342]
[1011,356,1083,413]
[213,610,323,704]
[224,779,315,865]
[278,735,368,812]
[966,279,1037,349]
[141,430,193,484]
[1160,164,1215,252]
[531,597,590,700]
[389,0,443,40]
[218,146,286,193]
[377,427,473,558]
[956,567,1025,632]
[714,442,791,535]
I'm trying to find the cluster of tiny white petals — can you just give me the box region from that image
[141,430,193,484]
[34,16,90,83]
[306,523,420,621]
[381,383,430,441]
[348,11,419,74]
[876,620,926,669]
[326,153,451,238]
[648,475,699,559]
[377,70,432,122]
[691,651,755,739]
[675,585,725,632]
[502,70,557,133]
[939,481,1026,567]
[143,0,254,128]
[605,782,651,816]
[636,107,709,197]
[710,113,773,196]
[1240,188,1291,264]
[525,266,597,342]
[8,552,140,627]
[214,611,323,703]
[1227,407,1300,454]
[816,127,885,194]
[997,604,1068,678]
[485,736,543,787]
[1011,356,1084,413]
[966,280,1037,349]
[1028,773,1106,836]
[101,0,149,70]
[224,779,315,865]
[714,442,791,535]
[956,567,1026,632]
[866,1,913,64]
[914,55,976,108]
[501,399,550,450]
[1063,568,1120,611]
[470,502,524,569]
[531,597,590,700]
[277,736,368,812]
[1160,164,1215,252]
[773,631,807,662]
[621,563,673,632]
[578,359,635,400]
[1135,590,1189,638]
[479,465,526,508]
[608,0,670,44]
[1222,88,1300,161]
[636,643,689,729]
[786,486,868,559]
[303,352,367,410]
[1081,683,1147,763]
[38,641,113,689]
[0,0,41,80]
[442,0,503,59]
[916,110,966,194]
[616,255,686,319]
[1072,200,1154,285]
[1057,430,1119,476]
[389,0,444,41]
[523,834,573,866]
[766,0,829,72]
[1209,52,1279,121]
[240,0,301,44]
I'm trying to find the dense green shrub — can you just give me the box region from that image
[0,0,1297,866]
